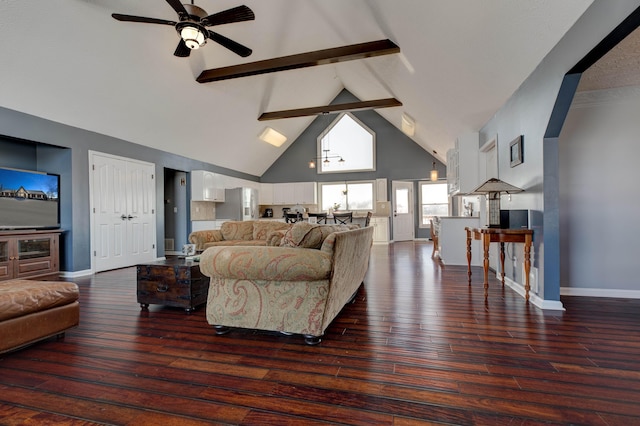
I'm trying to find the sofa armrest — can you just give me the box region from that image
[321,226,374,331]
[188,229,224,251]
[199,246,331,281]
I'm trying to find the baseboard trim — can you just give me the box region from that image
[561,287,640,299]
[60,269,93,278]
[503,273,565,311]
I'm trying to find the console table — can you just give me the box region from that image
[465,227,533,302]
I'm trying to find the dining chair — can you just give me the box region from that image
[333,212,353,224]
[430,219,439,259]
[364,211,373,227]
[285,212,303,223]
[308,212,328,224]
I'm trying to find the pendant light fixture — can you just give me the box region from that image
[430,161,438,181]
[309,112,345,169]
[430,151,438,181]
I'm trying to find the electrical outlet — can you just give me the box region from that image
[523,265,539,293]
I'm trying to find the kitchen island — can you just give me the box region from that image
[434,216,481,266]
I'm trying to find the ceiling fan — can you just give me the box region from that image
[112,0,254,58]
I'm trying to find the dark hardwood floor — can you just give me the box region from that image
[1,241,639,425]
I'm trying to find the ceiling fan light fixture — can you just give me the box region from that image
[180,24,206,49]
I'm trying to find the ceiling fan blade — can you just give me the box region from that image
[207,31,252,57]
[174,39,191,57]
[165,0,189,20]
[112,13,176,26]
[203,5,255,26]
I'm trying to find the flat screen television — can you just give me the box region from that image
[0,167,60,230]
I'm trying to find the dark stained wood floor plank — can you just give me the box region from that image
[1,241,640,425]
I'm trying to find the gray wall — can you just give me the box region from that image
[559,88,640,294]
[478,0,640,305]
[0,107,258,274]
[262,90,444,239]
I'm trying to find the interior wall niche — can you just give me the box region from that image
[0,136,73,271]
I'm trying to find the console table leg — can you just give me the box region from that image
[524,234,532,303]
[466,229,472,286]
[483,234,490,300]
[500,242,506,287]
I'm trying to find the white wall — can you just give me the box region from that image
[559,88,640,296]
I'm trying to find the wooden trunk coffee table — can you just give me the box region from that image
[136,257,209,313]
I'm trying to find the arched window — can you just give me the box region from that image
[316,113,375,173]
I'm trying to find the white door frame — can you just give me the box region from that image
[391,180,415,241]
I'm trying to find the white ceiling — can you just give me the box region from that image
[0,0,594,176]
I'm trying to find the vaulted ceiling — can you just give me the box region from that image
[0,1,594,176]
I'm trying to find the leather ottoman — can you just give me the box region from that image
[0,279,79,354]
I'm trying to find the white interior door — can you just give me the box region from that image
[126,161,155,263]
[91,152,156,272]
[392,181,414,241]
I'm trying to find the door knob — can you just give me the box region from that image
[120,214,127,221]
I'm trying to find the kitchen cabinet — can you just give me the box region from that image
[272,183,288,205]
[0,230,60,281]
[376,178,388,201]
[259,183,273,205]
[191,220,227,232]
[294,182,317,204]
[191,170,225,202]
[371,217,389,243]
[447,133,479,195]
[271,182,316,205]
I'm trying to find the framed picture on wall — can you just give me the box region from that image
[509,135,523,167]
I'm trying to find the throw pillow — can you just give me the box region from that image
[220,221,254,241]
[266,229,287,246]
[280,222,352,249]
[253,220,290,240]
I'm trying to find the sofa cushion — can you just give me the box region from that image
[280,222,354,249]
[203,240,267,249]
[253,221,291,241]
[202,246,332,281]
[220,221,254,241]
[0,280,79,322]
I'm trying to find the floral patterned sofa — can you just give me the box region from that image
[198,222,374,345]
[188,220,292,250]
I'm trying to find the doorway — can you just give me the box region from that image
[164,168,189,255]
[392,181,414,241]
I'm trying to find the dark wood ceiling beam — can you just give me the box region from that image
[197,39,399,83]
[258,98,402,121]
